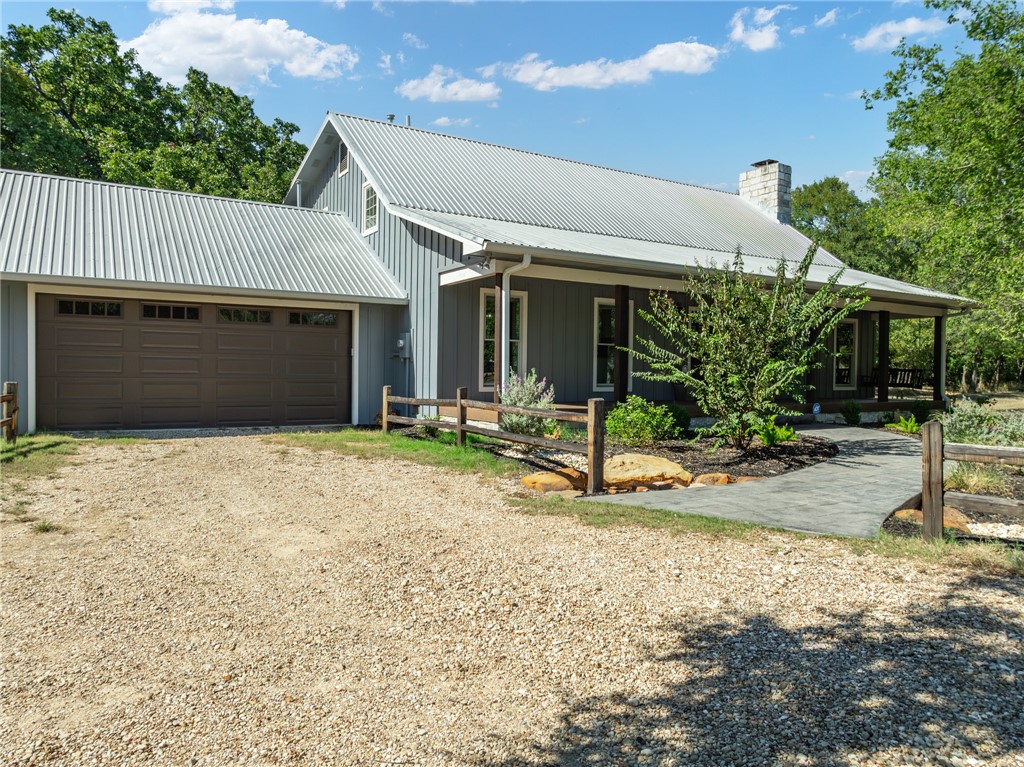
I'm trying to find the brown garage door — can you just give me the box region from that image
[37,295,352,429]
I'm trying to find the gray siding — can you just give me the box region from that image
[306,139,466,400]
[355,302,405,423]
[0,280,29,432]
[809,311,876,401]
[439,276,674,403]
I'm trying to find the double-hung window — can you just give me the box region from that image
[362,182,378,235]
[480,288,526,392]
[594,298,633,391]
[833,319,857,389]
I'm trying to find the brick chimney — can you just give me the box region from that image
[738,159,792,224]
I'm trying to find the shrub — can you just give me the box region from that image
[667,404,691,435]
[888,414,921,435]
[753,415,797,447]
[945,462,1012,496]
[909,399,933,425]
[940,399,1024,446]
[419,414,442,438]
[839,400,862,426]
[881,410,897,424]
[605,395,679,447]
[499,369,556,437]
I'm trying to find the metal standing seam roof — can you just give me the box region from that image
[0,170,406,304]
[325,112,846,268]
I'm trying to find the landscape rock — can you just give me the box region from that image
[735,476,762,483]
[893,506,972,533]
[693,473,735,486]
[604,454,693,489]
[520,467,588,493]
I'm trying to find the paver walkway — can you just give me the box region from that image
[585,425,922,538]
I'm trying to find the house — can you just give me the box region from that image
[0,113,968,433]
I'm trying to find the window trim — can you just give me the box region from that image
[361,181,379,236]
[288,310,339,328]
[593,297,634,393]
[833,318,858,391]
[141,302,201,322]
[478,287,527,393]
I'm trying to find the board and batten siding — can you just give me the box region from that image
[806,311,876,401]
[0,279,29,432]
[439,276,674,403]
[305,137,466,401]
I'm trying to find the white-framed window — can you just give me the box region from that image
[594,297,633,392]
[833,319,858,390]
[479,288,527,392]
[362,182,378,235]
[337,145,349,177]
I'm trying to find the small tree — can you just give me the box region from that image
[631,248,868,449]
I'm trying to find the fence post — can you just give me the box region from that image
[382,385,392,435]
[921,420,944,541]
[2,382,16,443]
[455,387,467,447]
[587,398,605,495]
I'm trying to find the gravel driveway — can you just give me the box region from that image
[2,435,1022,766]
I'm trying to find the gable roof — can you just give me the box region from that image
[0,170,406,304]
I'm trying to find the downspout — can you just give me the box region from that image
[296,182,303,208]
[499,253,532,391]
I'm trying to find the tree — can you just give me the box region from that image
[630,249,868,450]
[865,0,1024,388]
[1,8,306,203]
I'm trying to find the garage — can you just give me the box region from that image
[36,294,352,429]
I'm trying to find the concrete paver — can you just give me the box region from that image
[583,425,922,538]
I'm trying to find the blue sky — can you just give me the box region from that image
[4,1,961,196]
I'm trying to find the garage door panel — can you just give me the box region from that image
[217,381,274,400]
[53,326,124,347]
[217,332,274,352]
[140,329,202,349]
[286,358,339,377]
[55,380,124,401]
[286,404,343,424]
[53,354,125,375]
[285,334,343,355]
[141,382,201,400]
[285,381,338,399]
[140,406,202,428]
[53,406,124,429]
[140,356,202,375]
[216,356,275,376]
[215,405,274,425]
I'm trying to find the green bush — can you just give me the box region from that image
[888,414,921,435]
[940,399,1024,446]
[606,395,679,447]
[753,415,797,447]
[909,399,934,425]
[881,410,897,424]
[839,400,862,426]
[419,414,442,438]
[499,369,556,437]
[667,404,691,435]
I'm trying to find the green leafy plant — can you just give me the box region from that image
[752,415,797,447]
[881,410,897,424]
[499,369,556,438]
[630,248,868,449]
[945,462,1012,497]
[419,414,442,438]
[888,414,921,435]
[839,400,862,426]
[939,399,1024,446]
[667,404,691,436]
[909,400,933,425]
[605,395,679,447]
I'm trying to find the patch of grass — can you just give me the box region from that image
[848,531,1024,576]
[270,429,520,478]
[945,462,1012,497]
[30,520,61,533]
[509,493,759,539]
[1,434,79,482]
[92,435,149,447]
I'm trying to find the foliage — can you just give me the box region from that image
[419,415,442,439]
[940,399,1024,446]
[605,395,679,447]
[839,400,862,426]
[630,248,867,449]
[667,404,691,435]
[887,415,921,435]
[499,368,556,438]
[1,8,306,202]
[909,400,935,425]
[944,462,1012,497]
[752,415,797,447]
[865,0,1024,389]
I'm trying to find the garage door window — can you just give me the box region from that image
[57,299,122,318]
[219,307,272,323]
[289,311,337,327]
[142,303,200,321]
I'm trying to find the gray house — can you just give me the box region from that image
[0,113,966,432]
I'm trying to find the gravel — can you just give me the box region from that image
[2,435,1022,766]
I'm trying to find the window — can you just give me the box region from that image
[57,299,122,318]
[594,298,633,391]
[337,145,349,177]
[289,311,338,327]
[362,182,378,234]
[480,288,527,391]
[833,320,858,389]
[142,303,200,321]
[218,307,272,324]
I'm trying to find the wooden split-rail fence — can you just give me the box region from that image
[1,382,18,444]
[920,420,1024,541]
[382,386,605,494]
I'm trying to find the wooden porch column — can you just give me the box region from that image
[933,314,947,403]
[877,311,891,403]
[613,285,629,404]
[493,272,503,403]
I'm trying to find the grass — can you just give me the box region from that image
[1,434,80,483]
[30,520,61,534]
[945,461,1013,497]
[849,531,1024,576]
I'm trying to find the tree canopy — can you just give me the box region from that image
[1,8,306,203]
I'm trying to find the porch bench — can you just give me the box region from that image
[860,367,927,389]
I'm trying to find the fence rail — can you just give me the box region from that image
[1,381,18,443]
[382,386,605,494]
[921,420,1024,540]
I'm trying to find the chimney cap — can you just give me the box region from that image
[751,159,779,168]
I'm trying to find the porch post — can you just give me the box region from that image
[493,272,503,403]
[877,311,891,403]
[613,285,629,404]
[933,314,947,403]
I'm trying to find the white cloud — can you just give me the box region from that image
[325,0,345,8]
[432,116,471,127]
[378,53,393,75]
[497,41,719,92]
[841,170,873,199]
[852,16,946,52]
[847,89,865,99]
[729,5,796,52]
[790,25,807,35]
[126,6,358,88]
[396,65,500,102]
[372,0,390,14]
[815,8,839,28]
[403,32,427,49]
[147,0,234,13]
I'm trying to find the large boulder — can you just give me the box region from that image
[693,473,735,486]
[893,506,971,533]
[604,454,693,489]
[521,467,588,493]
